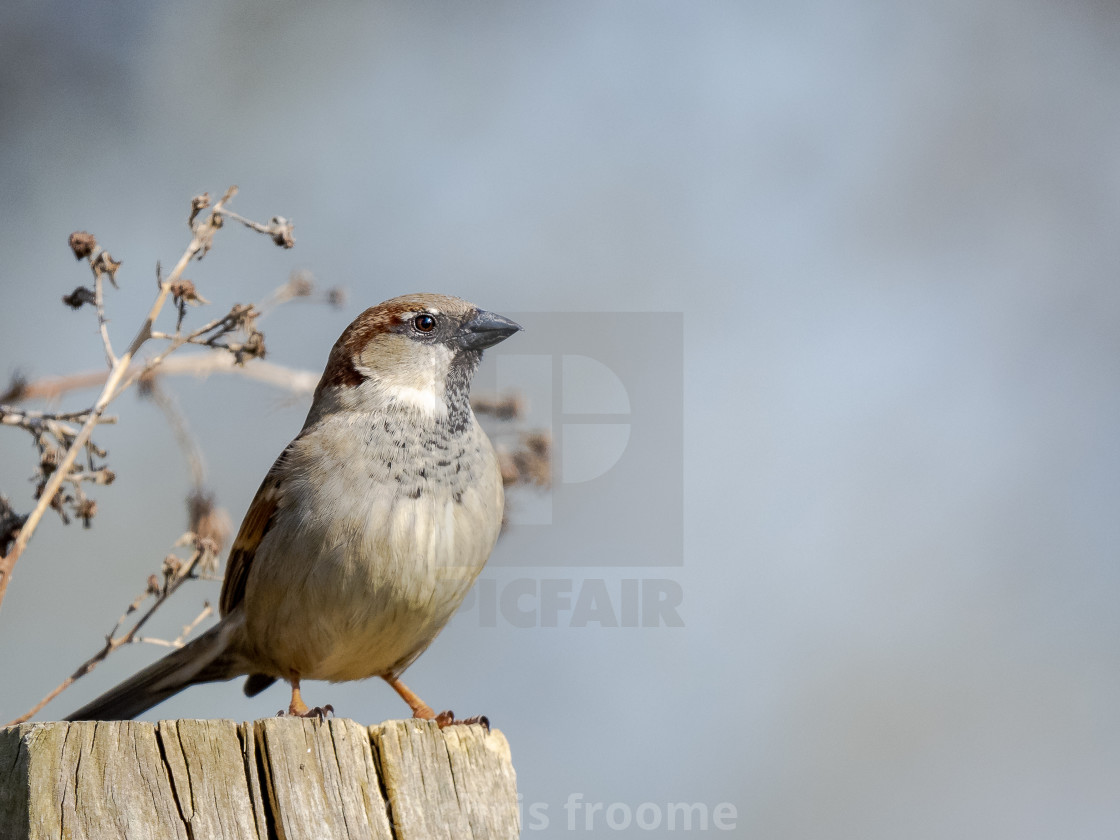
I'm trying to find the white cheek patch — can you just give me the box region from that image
[351,342,454,416]
[344,331,459,418]
[384,382,443,415]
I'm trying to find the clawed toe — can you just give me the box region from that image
[383,676,488,731]
[278,703,334,722]
[305,704,334,721]
[434,710,490,731]
[279,677,334,721]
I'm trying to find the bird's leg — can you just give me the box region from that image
[279,674,333,721]
[382,676,488,730]
[288,680,310,716]
[383,675,436,719]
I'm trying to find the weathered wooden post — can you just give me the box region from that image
[0,718,518,839]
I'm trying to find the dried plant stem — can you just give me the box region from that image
[116,302,257,394]
[156,353,319,396]
[4,546,209,726]
[0,409,116,436]
[7,370,109,400]
[146,381,207,489]
[12,354,321,404]
[93,267,116,366]
[0,187,238,613]
[135,601,213,649]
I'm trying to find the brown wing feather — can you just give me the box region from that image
[219,447,292,616]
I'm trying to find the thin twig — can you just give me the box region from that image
[3,370,109,402]
[0,186,239,612]
[144,380,207,490]
[135,601,213,649]
[93,264,117,367]
[115,306,259,394]
[216,207,295,248]
[0,407,117,424]
[0,409,109,439]
[8,355,321,405]
[4,543,212,725]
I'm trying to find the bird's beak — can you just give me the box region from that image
[455,309,522,351]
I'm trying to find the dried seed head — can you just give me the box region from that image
[91,251,122,287]
[169,278,210,306]
[188,490,232,555]
[162,554,183,579]
[76,498,97,528]
[512,432,552,488]
[62,287,97,309]
[68,231,97,260]
[40,446,61,473]
[473,394,524,421]
[195,536,221,574]
[498,451,520,486]
[287,270,314,297]
[0,373,28,404]
[326,287,348,309]
[269,216,295,248]
[0,495,27,556]
[234,329,266,364]
[526,432,550,457]
[136,369,159,399]
[189,193,211,225]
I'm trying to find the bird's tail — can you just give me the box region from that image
[65,619,245,721]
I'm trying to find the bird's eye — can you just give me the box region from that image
[412,313,437,333]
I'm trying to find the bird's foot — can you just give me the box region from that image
[278,703,334,722]
[432,710,490,731]
[280,678,333,721]
[383,676,488,730]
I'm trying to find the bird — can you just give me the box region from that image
[66,293,521,724]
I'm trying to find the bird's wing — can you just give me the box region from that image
[219,446,292,616]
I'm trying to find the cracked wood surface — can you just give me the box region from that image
[0,718,517,840]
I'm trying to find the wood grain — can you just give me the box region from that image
[0,718,518,840]
[374,719,519,840]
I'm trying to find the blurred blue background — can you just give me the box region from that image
[2,1,1120,837]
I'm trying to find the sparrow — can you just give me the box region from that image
[66,293,520,724]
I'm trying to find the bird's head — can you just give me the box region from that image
[309,293,521,425]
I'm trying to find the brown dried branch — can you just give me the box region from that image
[472,393,525,421]
[216,207,295,248]
[0,405,117,431]
[140,374,208,490]
[3,271,341,408]
[63,231,122,364]
[496,431,552,488]
[1,405,119,528]
[0,185,285,612]
[4,347,323,407]
[135,601,214,649]
[5,535,218,725]
[253,270,347,317]
[91,252,119,365]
